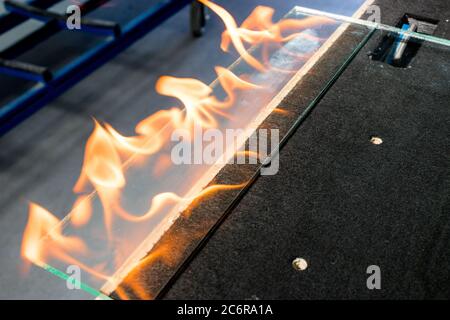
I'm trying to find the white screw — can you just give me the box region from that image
[292,258,308,271]
[370,136,383,145]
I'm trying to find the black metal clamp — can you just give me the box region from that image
[190,1,207,37]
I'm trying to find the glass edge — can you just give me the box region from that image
[41,263,112,300]
[294,6,450,47]
[38,6,376,300]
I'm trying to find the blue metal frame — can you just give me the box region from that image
[0,58,51,81]
[3,0,121,37]
[0,0,62,34]
[0,0,192,136]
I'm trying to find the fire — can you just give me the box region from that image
[198,0,265,71]
[115,279,152,300]
[20,0,319,298]
[114,184,244,223]
[21,202,112,280]
[235,150,261,162]
[273,107,290,115]
[71,195,93,227]
[199,0,334,71]
[74,121,125,192]
[115,244,173,300]
[156,67,260,129]
[21,68,254,282]
[104,108,178,157]
[72,121,125,238]
[21,202,86,266]
[68,68,255,235]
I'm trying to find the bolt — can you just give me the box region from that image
[370,136,383,145]
[292,258,308,271]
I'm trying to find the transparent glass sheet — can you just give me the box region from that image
[30,7,450,299]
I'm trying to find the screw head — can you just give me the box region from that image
[370,136,383,145]
[292,258,308,271]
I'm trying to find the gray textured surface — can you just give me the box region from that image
[0,0,364,300]
[160,0,450,299]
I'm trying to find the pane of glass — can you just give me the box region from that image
[27,6,378,299]
[112,9,450,299]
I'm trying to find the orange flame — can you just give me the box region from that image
[74,120,125,192]
[22,202,111,280]
[198,0,266,71]
[21,68,255,292]
[20,1,304,297]
[66,68,255,236]
[71,195,93,227]
[72,121,126,238]
[23,65,251,250]
[114,241,183,300]
[21,203,86,265]
[114,183,245,223]
[199,0,333,71]
[104,108,180,157]
[156,67,259,129]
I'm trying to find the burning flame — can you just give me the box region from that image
[74,120,125,192]
[20,0,324,299]
[71,195,93,227]
[21,203,108,280]
[21,68,254,283]
[156,66,260,129]
[114,183,245,223]
[199,0,334,71]
[21,203,85,265]
[104,108,178,157]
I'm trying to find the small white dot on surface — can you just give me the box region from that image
[292,258,308,271]
[370,136,383,145]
